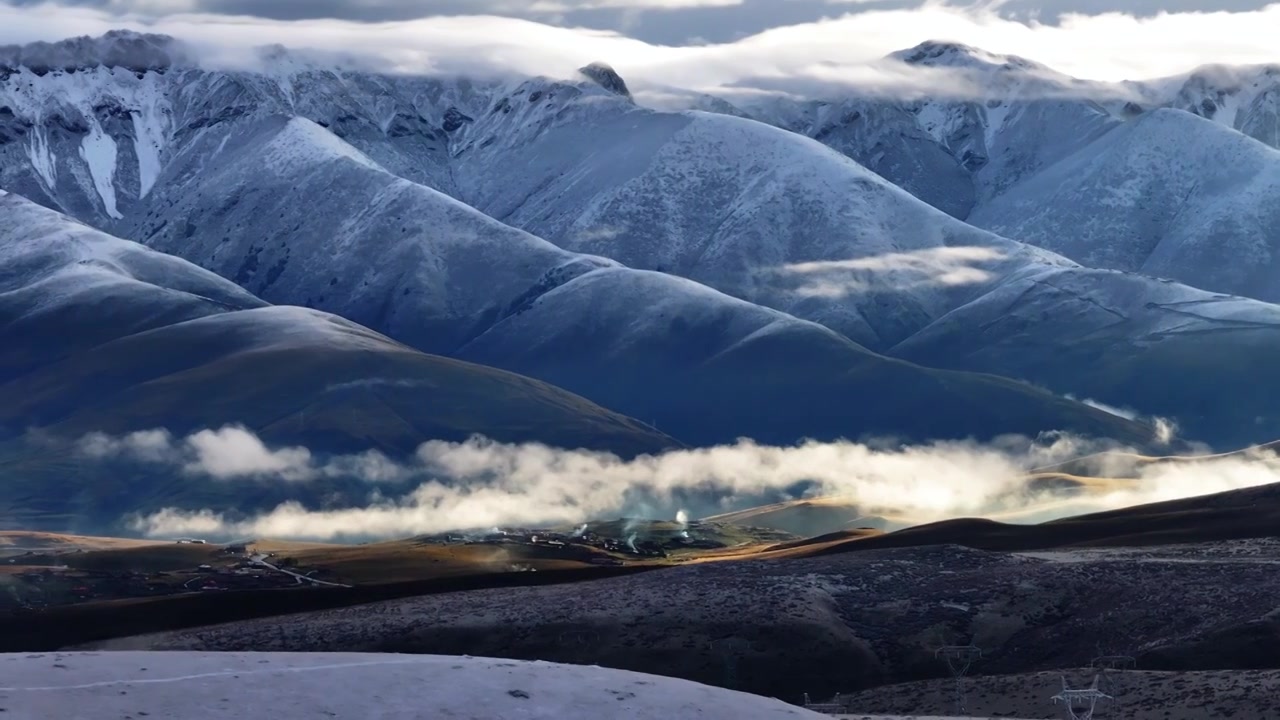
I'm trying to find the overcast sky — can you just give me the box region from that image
[2,1,1280,89]
[5,0,1276,45]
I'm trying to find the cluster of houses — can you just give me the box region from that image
[428,523,724,560]
[1,544,307,610]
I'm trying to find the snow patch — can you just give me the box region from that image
[130,83,171,198]
[26,127,57,188]
[260,117,385,176]
[78,119,123,219]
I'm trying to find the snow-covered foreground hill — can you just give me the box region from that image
[0,651,827,720]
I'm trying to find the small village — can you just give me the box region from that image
[0,519,790,611]
[0,542,333,611]
[419,517,774,563]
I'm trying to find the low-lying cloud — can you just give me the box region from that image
[3,1,1280,104]
[72,425,1280,541]
[79,426,406,483]
[1065,395,1180,446]
[772,246,1007,299]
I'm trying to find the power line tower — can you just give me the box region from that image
[801,692,846,715]
[556,630,600,661]
[1051,675,1113,720]
[935,644,982,715]
[1090,652,1136,709]
[708,638,760,690]
[558,630,600,644]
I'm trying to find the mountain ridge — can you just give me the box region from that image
[5,32,1278,447]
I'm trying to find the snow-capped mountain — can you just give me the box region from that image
[6,31,1280,449]
[96,102,1153,447]
[969,109,1280,303]
[764,98,976,218]
[889,266,1280,446]
[1152,64,1280,148]
[708,42,1280,231]
[0,33,495,225]
[721,41,1123,215]
[430,68,1280,443]
[0,192,691,528]
[0,33,1164,450]
[447,90,1074,350]
[0,192,674,459]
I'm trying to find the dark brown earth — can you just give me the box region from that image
[839,668,1280,719]
[81,539,1280,707]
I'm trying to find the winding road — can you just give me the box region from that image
[249,553,351,588]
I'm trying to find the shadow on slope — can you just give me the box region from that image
[0,565,664,653]
[123,113,1153,448]
[0,193,676,528]
[793,481,1280,556]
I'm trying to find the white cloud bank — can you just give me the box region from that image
[2,1,1280,97]
[75,425,1280,541]
[775,246,1007,299]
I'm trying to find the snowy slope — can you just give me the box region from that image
[7,33,1085,352]
[725,42,1121,213]
[968,109,1280,304]
[0,193,685,529]
[1144,63,1280,148]
[886,42,1120,203]
[890,266,1280,446]
[0,34,492,228]
[0,57,177,225]
[443,77,1280,456]
[795,99,976,218]
[449,265,1143,447]
[447,86,1075,350]
[0,192,675,454]
[0,652,827,719]
[132,112,597,355]
[0,191,264,378]
[106,109,1147,447]
[6,31,1272,447]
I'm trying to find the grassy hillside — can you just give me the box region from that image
[786,482,1280,556]
[0,314,679,530]
[2,309,675,456]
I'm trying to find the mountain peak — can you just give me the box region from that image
[889,40,1044,73]
[578,61,633,99]
[0,30,191,74]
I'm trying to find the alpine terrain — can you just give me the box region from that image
[3,17,1280,720]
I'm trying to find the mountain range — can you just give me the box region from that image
[2,31,1279,528]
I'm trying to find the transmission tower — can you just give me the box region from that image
[1051,675,1113,720]
[1090,652,1136,705]
[708,638,760,690]
[935,644,982,715]
[556,630,600,660]
[558,630,600,645]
